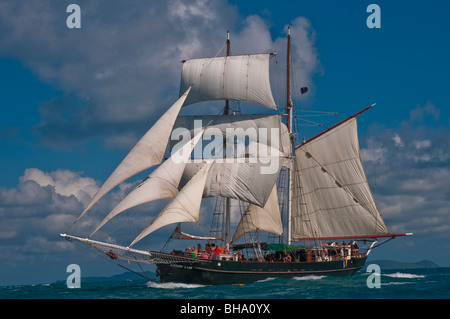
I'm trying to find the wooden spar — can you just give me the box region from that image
[295,103,376,149]
[223,30,231,116]
[293,233,413,241]
[286,26,293,134]
[286,26,293,245]
[223,30,231,250]
[175,237,224,241]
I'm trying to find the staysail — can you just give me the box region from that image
[89,129,204,237]
[232,185,283,243]
[75,86,192,222]
[130,161,213,247]
[291,117,389,240]
[180,54,277,110]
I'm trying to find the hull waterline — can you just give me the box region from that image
[156,256,367,285]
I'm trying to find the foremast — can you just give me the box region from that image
[223,30,232,251]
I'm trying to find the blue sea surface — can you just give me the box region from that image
[2,267,449,299]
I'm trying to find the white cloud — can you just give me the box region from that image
[0,167,143,256]
[413,139,431,149]
[392,133,404,147]
[0,0,319,150]
[361,146,386,164]
[21,168,98,204]
[409,101,440,122]
[362,104,450,239]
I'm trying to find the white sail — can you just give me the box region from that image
[172,114,289,154]
[291,118,388,239]
[89,129,204,237]
[180,160,284,208]
[75,86,192,222]
[130,161,212,247]
[232,185,283,243]
[180,54,277,110]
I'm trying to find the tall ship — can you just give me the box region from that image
[61,28,411,285]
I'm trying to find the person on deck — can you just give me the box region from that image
[214,246,221,258]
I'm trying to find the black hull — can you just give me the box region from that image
[156,256,367,285]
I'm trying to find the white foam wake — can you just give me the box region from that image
[293,275,326,281]
[146,281,205,289]
[256,277,276,283]
[384,272,425,279]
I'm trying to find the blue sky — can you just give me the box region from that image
[1,0,449,286]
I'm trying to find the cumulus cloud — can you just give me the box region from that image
[0,166,167,248]
[0,0,319,150]
[361,103,450,238]
[21,168,98,204]
[409,101,440,122]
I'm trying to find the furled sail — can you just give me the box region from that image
[291,117,388,239]
[180,54,277,110]
[170,224,222,241]
[130,161,213,247]
[232,185,283,243]
[75,87,192,222]
[89,129,204,237]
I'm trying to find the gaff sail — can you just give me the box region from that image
[291,117,389,240]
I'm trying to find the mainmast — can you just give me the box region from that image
[286,26,294,245]
[223,30,231,116]
[224,30,231,251]
[286,26,293,135]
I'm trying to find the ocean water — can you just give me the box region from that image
[2,267,449,300]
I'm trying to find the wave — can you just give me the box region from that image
[256,277,276,283]
[146,281,205,289]
[381,281,415,286]
[384,272,425,279]
[293,275,326,281]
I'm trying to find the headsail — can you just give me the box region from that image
[89,129,204,237]
[291,117,389,240]
[74,86,192,223]
[232,185,283,243]
[130,161,213,247]
[180,54,277,110]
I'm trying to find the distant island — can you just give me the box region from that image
[366,259,440,270]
